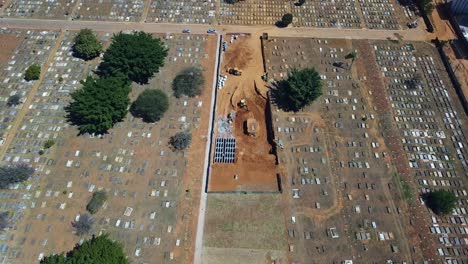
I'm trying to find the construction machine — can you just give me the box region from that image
[238,99,247,109]
[228,68,242,76]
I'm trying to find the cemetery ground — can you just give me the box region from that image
[205,34,468,263]
[262,37,468,262]
[0,29,218,263]
[265,37,416,263]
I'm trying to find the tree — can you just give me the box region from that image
[73,28,103,60]
[273,68,322,112]
[294,0,306,6]
[24,65,41,81]
[0,164,34,189]
[282,13,293,25]
[172,67,205,98]
[86,191,107,214]
[41,234,129,264]
[72,214,94,236]
[40,254,67,264]
[130,89,169,123]
[277,13,293,27]
[170,132,192,150]
[98,31,168,84]
[423,190,457,215]
[7,94,21,107]
[66,75,131,135]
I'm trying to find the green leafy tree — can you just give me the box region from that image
[274,68,322,112]
[86,191,107,214]
[7,94,21,107]
[277,13,293,27]
[66,76,131,135]
[40,254,67,264]
[98,31,168,84]
[73,29,102,60]
[130,89,169,123]
[423,190,457,215]
[40,234,128,264]
[24,65,41,81]
[282,13,293,25]
[0,164,34,189]
[72,214,94,236]
[172,67,205,98]
[296,0,306,6]
[170,132,192,150]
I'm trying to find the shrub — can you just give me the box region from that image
[72,213,94,236]
[170,132,192,150]
[86,191,107,214]
[172,67,205,98]
[0,212,11,231]
[24,65,41,81]
[6,94,21,107]
[43,139,55,149]
[130,89,169,123]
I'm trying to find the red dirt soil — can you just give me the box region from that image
[208,35,278,192]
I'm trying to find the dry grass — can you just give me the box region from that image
[204,194,286,250]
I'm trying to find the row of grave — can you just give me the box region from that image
[374,43,468,260]
[267,38,408,260]
[2,0,413,28]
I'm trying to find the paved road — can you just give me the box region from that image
[0,18,428,41]
[193,34,221,264]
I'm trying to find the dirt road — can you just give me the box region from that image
[0,17,428,41]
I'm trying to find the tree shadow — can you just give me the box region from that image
[275,21,287,28]
[421,192,439,215]
[269,80,298,112]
